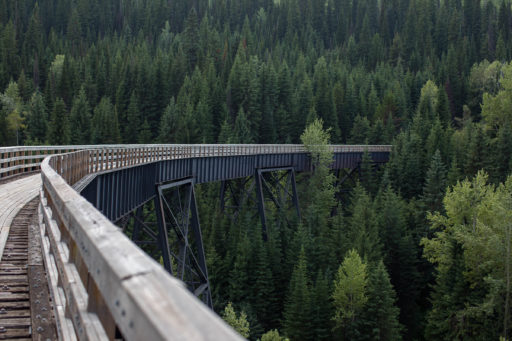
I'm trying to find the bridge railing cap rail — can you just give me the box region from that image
[39,154,244,340]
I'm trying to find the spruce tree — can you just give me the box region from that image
[283,248,312,341]
[422,150,447,212]
[69,86,91,145]
[26,90,47,143]
[125,92,141,144]
[47,97,70,145]
[360,261,403,340]
[91,97,121,144]
[332,249,368,340]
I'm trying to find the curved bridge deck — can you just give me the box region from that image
[0,144,391,340]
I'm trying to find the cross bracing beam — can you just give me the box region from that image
[154,178,213,309]
[254,167,300,240]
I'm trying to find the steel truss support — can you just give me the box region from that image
[254,167,300,240]
[116,203,161,259]
[154,178,213,309]
[219,177,256,222]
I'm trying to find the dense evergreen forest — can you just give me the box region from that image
[1,0,512,339]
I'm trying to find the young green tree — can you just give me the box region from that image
[423,171,512,340]
[222,302,250,338]
[300,118,336,232]
[332,249,368,339]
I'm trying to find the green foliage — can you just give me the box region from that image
[422,171,512,340]
[481,62,512,129]
[222,302,250,338]
[260,329,288,341]
[47,97,70,145]
[69,87,91,144]
[332,249,368,334]
[91,97,121,144]
[283,248,312,340]
[26,90,47,143]
[360,261,403,340]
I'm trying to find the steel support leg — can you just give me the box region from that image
[254,167,301,240]
[155,178,213,309]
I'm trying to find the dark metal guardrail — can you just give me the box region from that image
[2,144,392,340]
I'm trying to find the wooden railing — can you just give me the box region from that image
[2,144,392,340]
[1,144,392,181]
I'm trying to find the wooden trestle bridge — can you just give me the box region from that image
[0,144,391,340]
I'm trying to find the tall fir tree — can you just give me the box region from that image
[47,97,70,145]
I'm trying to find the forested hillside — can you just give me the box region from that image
[1,0,512,339]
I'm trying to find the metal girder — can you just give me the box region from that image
[254,167,300,240]
[219,177,256,222]
[154,178,212,309]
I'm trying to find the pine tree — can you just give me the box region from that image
[69,87,91,145]
[222,302,250,338]
[332,249,368,339]
[125,92,141,143]
[232,108,254,144]
[26,90,47,143]
[250,235,278,331]
[347,184,382,263]
[91,97,121,144]
[47,98,70,145]
[138,119,152,144]
[183,7,200,70]
[422,150,447,212]
[359,149,377,195]
[311,271,333,340]
[360,261,403,340]
[283,248,312,341]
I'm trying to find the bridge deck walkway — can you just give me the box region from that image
[0,175,41,262]
[0,175,57,340]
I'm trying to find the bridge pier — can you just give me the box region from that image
[220,167,301,241]
[154,178,212,309]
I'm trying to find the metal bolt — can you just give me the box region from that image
[34,284,39,288]
[35,300,40,304]
[41,307,48,311]
[36,314,42,319]
[0,308,6,315]
[0,326,5,333]
[37,326,44,333]
[42,318,47,323]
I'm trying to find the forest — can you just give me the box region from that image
[1,0,512,339]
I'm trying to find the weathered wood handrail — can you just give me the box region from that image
[1,144,392,180]
[3,144,392,340]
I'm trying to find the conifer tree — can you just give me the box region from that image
[26,90,47,143]
[332,249,368,339]
[347,184,382,262]
[91,97,121,144]
[69,87,91,145]
[422,150,447,212]
[283,248,312,340]
[360,261,403,340]
[222,302,250,338]
[125,92,141,143]
[138,119,152,144]
[47,97,70,145]
[232,108,254,144]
